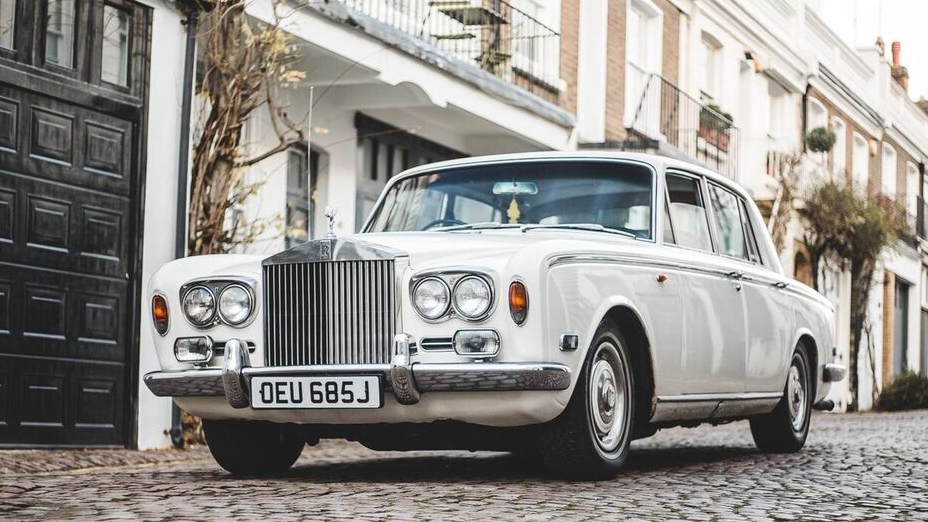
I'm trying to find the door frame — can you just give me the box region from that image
[0,0,152,448]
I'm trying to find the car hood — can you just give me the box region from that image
[341,230,647,271]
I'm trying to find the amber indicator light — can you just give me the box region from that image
[509,281,528,325]
[152,295,169,335]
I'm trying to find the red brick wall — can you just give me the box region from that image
[559,0,580,114]
[604,0,681,140]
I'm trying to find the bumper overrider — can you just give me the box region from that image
[144,335,572,408]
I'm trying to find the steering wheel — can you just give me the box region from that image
[422,218,467,230]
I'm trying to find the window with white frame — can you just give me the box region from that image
[907,161,919,215]
[699,32,722,101]
[807,98,827,132]
[831,116,846,175]
[882,142,898,197]
[0,0,14,49]
[624,0,663,126]
[766,81,790,149]
[852,132,868,189]
[45,0,76,68]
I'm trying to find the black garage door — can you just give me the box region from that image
[0,0,151,446]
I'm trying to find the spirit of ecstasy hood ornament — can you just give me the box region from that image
[324,206,338,239]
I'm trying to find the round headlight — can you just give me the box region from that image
[219,284,252,325]
[453,276,492,319]
[183,286,215,326]
[413,277,450,320]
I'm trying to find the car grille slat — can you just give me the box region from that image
[263,259,395,366]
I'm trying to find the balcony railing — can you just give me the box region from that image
[336,0,561,98]
[628,70,741,180]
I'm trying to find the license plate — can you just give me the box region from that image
[250,376,382,409]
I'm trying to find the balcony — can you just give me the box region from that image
[333,0,561,100]
[626,69,741,180]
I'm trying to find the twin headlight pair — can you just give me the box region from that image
[182,281,254,328]
[412,274,493,321]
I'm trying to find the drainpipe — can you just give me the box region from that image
[170,3,199,449]
[801,83,812,154]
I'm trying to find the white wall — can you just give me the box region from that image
[575,0,608,143]
[135,0,188,449]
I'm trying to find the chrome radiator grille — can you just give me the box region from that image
[263,260,396,366]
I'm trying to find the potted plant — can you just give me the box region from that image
[805,126,836,153]
[698,104,733,151]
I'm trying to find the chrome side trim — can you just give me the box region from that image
[650,392,783,423]
[823,363,847,382]
[657,392,783,402]
[143,362,572,398]
[547,252,828,308]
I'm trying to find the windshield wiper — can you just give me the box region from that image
[431,222,521,232]
[519,223,638,239]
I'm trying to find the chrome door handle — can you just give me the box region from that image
[773,281,789,289]
[726,271,744,279]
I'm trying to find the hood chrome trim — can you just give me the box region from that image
[262,237,407,266]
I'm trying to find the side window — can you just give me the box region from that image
[666,173,713,252]
[739,198,763,264]
[662,196,675,244]
[708,183,749,260]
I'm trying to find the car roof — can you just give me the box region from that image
[393,151,751,200]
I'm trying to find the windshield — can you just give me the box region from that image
[365,160,654,239]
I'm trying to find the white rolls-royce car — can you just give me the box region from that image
[145,152,845,478]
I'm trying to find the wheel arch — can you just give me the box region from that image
[792,329,819,398]
[584,299,657,431]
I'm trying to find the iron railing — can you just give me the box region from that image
[336,0,561,98]
[628,68,740,180]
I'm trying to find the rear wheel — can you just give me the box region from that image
[203,419,305,475]
[750,344,813,453]
[537,321,635,479]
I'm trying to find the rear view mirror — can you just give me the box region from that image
[493,181,538,196]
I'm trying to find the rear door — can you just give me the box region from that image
[665,172,746,394]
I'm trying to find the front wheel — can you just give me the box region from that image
[203,419,305,475]
[537,321,635,479]
[749,344,813,453]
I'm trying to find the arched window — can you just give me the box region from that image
[806,98,827,132]
[882,142,898,198]
[852,132,869,189]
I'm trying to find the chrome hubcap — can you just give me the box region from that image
[787,360,807,431]
[588,341,628,453]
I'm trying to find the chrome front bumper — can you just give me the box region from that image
[144,335,571,408]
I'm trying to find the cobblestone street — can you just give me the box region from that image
[1,410,926,521]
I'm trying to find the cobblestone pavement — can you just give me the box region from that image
[1,410,926,521]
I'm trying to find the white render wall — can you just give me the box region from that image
[135,0,189,449]
[690,0,928,409]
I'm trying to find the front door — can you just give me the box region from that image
[893,280,909,376]
[0,0,151,446]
